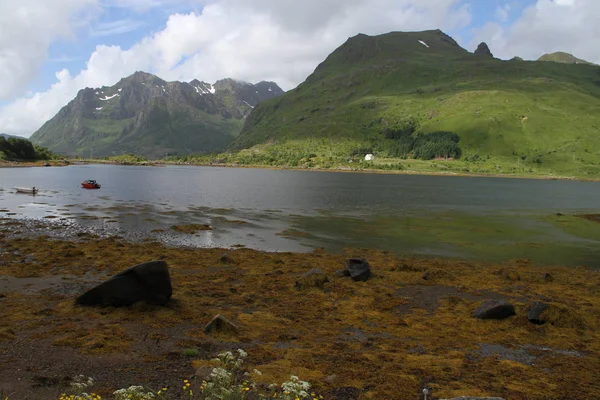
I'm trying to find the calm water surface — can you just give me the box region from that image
[1,164,600,266]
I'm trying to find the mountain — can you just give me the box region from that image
[30,72,284,158]
[538,52,596,65]
[234,30,600,175]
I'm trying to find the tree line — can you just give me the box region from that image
[384,129,462,160]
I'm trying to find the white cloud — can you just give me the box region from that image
[91,18,146,36]
[1,0,473,136]
[471,0,600,62]
[0,0,98,100]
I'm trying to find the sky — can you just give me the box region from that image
[0,0,598,137]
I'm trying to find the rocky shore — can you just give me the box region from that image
[1,218,599,399]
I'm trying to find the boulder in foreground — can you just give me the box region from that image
[472,300,516,320]
[343,258,372,281]
[76,260,172,307]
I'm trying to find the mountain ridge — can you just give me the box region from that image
[30,72,284,158]
[233,29,600,176]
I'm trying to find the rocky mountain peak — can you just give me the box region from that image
[474,42,494,58]
[30,71,285,158]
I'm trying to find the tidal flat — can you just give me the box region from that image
[1,219,599,400]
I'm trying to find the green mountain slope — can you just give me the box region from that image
[234,30,600,175]
[30,72,284,158]
[538,52,596,65]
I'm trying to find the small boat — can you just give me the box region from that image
[81,180,101,189]
[15,186,38,195]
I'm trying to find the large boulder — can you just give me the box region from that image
[472,300,516,320]
[528,301,549,325]
[343,258,372,282]
[76,260,172,307]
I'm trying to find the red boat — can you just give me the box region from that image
[81,180,101,189]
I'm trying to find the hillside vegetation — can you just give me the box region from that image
[0,135,52,161]
[233,30,600,177]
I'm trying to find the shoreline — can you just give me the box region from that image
[2,158,597,182]
[44,158,600,182]
[1,220,599,399]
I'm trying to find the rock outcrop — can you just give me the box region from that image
[474,42,494,58]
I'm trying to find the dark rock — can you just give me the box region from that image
[295,268,329,290]
[474,42,494,58]
[528,301,550,325]
[422,271,430,280]
[472,300,516,320]
[75,260,172,307]
[204,314,238,335]
[344,258,372,281]
[336,270,350,277]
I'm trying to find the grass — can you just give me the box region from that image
[1,229,599,399]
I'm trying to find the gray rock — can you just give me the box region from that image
[204,314,238,335]
[76,260,172,307]
[335,270,349,277]
[344,258,371,282]
[472,300,516,320]
[528,301,549,325]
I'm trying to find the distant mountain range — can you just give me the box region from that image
[30,72,284,158]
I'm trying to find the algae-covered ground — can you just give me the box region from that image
[1,220,599,400]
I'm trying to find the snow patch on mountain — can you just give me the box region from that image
[99,93,119,101]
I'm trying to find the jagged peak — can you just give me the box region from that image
[474,42,494,58]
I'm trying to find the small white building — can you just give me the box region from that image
[364,153,374,161]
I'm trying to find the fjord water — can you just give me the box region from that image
[1,164,600,267]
